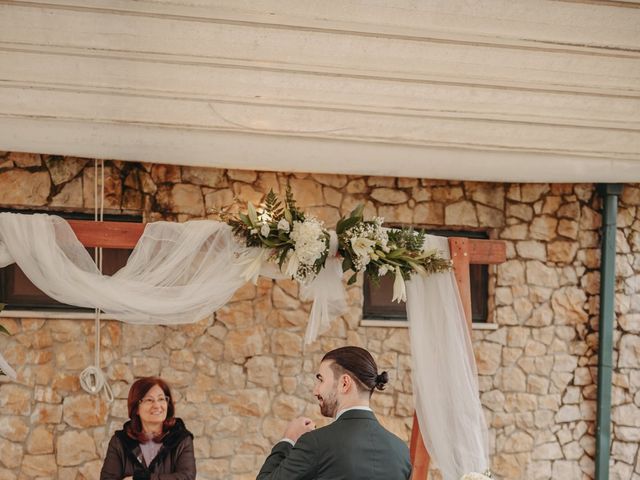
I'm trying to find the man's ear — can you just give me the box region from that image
[339,374,352,393]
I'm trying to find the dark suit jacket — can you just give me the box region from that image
[256,409,412,480]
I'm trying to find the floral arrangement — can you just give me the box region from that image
[218,189,330,284]
[337,204,451,301]
[218,189,451,299]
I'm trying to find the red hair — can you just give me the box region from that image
[126,377,176,442]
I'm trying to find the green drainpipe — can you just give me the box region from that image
[595,183,623,480]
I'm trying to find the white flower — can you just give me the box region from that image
[277,218,290,232]
[288,218,328,281]
[378,264,389,276]
[257,210,272,223]
[391,266,406,303]
[350,237,376,260]
[260,223,270,237]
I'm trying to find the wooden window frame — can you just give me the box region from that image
[363,230,490,323]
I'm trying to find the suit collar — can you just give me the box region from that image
[335,409,376,421]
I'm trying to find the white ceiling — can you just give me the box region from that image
[1,0,639,182]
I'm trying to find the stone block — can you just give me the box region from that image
[619,334,640,368]
[378,204,413,224]
[548,241,578,264]
[198,458,230,479]
[431,186,464,202]
[503,431,533,453]
[78,459,102,480]
[477,204,504,227]
[31,403,63,424]
[0,438,22,468]
[444,201,478,226]
[182,166,226,187]
[497,260,525,286]
[56,430,98,466]
[0,385,32,416]
[552,460,582,479]
[8,152,41,167]
[229,389,270,417]
[246,356,277,387]
[271,330,302,358]
[515,241,546,261]
[0,170,50,206]
[370,188,408,205]
[311,174,347,188]
[150,164,181,183]
[163,184,205,215]
[272,394,307,420]
[0,416,28,443]
[228,169,258,183]
[62,395,109,428]
[529,216,557,241]
[288,178,324,207]
[474,342,502,375]
[25,426,53,454]
[50,176,83,208]
[413,202,444,224]
[526,261,559,288]
[45,156,87,185]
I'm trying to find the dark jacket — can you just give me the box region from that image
[257,409,412,480]
[100,418,196,480]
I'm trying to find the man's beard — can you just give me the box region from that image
[318,390,338,418]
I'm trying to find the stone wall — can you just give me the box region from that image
[0,152,638,480]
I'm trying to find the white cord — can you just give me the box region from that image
[79,159,113,402]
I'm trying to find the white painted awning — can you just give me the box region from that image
[1,1,639,182]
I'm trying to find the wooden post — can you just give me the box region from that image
[450,237,472,332]
[410,413,430,478]
[409,237,506,479]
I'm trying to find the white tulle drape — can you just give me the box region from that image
[406,234,490,480]
[0,213,345,338]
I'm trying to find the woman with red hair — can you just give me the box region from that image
[100,377,196,480]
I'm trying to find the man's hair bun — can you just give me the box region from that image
[374,371,389,390]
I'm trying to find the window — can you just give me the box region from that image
[363,230,489,323]
[0,209,140,311]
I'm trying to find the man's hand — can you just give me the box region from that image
[283,417,316,443]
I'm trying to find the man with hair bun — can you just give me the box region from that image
[257,346,412,479]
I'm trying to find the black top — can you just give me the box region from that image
[100,418,196,480]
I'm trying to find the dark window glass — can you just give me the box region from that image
[0,210,140,311]
[363,230,489,323]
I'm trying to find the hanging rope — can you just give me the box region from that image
[79,159,114,402]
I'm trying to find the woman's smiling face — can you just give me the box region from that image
[138,384,168,428]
